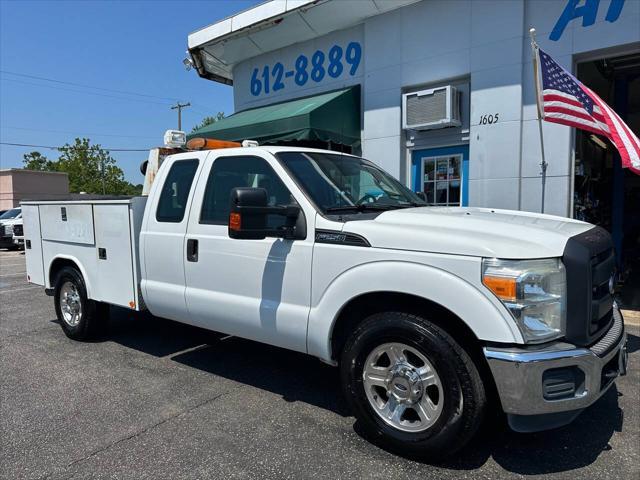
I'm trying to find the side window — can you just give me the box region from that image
[200,156,294,227]
[156,159,199,222]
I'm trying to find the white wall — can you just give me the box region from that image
[233,25,364,110]
[233,0,640,216]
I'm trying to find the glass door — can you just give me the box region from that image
[411,145,469,206]
[421,154,462,205]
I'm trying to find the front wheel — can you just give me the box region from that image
[54,266,108,340]
[340,312,486,459]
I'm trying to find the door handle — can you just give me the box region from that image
[186,238,198,262]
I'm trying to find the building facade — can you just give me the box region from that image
[188,0,639,304]
[0,169,69,210]
[188,0,638,215]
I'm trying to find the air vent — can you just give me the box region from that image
[402,85,461,131]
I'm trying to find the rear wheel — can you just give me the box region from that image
[54,266,108,340]
[340,311,486,459]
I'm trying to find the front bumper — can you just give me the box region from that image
[484,305,627,432]
[0,236,14,248]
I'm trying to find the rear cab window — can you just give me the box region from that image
[156,159,199,222]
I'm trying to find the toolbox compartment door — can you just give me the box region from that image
[93,204,136,308]
[22,204,45,285]
[40,204,95,245]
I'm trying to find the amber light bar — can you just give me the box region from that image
[186,137,242,150]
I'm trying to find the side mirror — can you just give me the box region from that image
[415,191,427,202]
[228,187,302,240]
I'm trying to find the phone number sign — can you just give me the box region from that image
[245,41,362,98]
[249,41,362,97]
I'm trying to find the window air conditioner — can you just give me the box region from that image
[402,85,461,130]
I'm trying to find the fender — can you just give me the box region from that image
[47,254,94,299]
[306,260,523,362]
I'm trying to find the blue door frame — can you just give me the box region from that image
[411,145,470,206]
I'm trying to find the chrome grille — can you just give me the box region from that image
[590,306,623,357]
[563,226,615,346]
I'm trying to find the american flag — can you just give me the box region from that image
[536,47,640,174]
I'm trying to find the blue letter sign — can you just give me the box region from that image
[550,0,626,41]
[249,41,362,97]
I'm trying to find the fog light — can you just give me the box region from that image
[542,367,585,400]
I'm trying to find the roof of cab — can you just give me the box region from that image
[187,145,360,158]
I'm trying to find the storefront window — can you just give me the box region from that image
[421,155,462,206]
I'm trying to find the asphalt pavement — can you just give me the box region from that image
[1,249,639,479]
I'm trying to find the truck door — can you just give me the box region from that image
[140,154,202,322]
[183,153,314,353]
[22,204,45,286]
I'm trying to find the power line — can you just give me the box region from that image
[0,70,180,102]
[1,72,219,119]
[189,106,213,116]
[2,125,159,140]
[1,78,173,106]
[0,142,150,152]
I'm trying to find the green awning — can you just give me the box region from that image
[188,87,360,148]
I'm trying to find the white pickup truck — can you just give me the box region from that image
[22,140,628,458]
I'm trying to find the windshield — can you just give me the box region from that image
[0,208,21,220]
[277,152,425,214]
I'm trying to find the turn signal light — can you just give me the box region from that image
[186,137,242,150]
[483,275,517,302]
[229,212,241,231]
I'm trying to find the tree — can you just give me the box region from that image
[23,151,55,171]
[191,111,225,132]
[22,138,141,195]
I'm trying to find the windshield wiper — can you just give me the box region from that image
[325,204,405,213]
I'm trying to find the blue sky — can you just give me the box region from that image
[0,0,260,182]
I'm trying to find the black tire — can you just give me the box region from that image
[340,311,486,460]
[53,266,108,341]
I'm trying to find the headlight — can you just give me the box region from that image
[482,258,566,343]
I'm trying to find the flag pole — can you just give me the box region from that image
[529,27,548,214]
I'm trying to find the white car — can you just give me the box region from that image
[22,145,627,459]
[0,207,23,250]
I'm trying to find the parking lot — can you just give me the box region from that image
[0,249,638,479]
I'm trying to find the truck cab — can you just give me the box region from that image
[22,141,628,459]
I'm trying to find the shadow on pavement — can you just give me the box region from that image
[103,306,224,357]
[105,306,349,416]
[99,306,629,475]
[435,385,623,474]
[626,331,639,353]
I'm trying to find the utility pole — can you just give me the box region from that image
[171,102,191,131]
[100,157,106,194]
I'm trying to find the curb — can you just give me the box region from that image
[622,309,640,327]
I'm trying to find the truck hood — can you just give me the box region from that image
[343,207,593,258]
[0,218,22,226]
